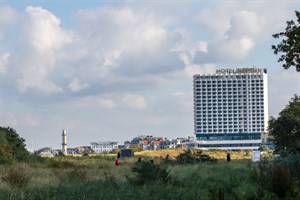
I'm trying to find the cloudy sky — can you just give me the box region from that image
[1,0,299,150]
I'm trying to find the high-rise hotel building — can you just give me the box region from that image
[193,68,268,149]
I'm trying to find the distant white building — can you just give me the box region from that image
[90,141,118,153]
[193,68,268,150]
[160,140,177,149]
[36,147,55,157]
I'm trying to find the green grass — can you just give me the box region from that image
[0,150,299,200]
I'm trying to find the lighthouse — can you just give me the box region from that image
[62,129,67,154]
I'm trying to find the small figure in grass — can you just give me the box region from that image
[227,153,231,162]
[166,154,169,160]
[117,151,121,159]
[115,159,121,166]
[137,157,142,162]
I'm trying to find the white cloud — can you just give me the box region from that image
[67,78,89,92]
[0,53,10,74]
[25,6,72,51]
[64,95,116,109]
[121,94,147,110]
[63,93,146,110]
[98,98,116,109]
[207,36,255,62]
[2,2,298,148]
[3,6,73,94]
[226,10,261,39]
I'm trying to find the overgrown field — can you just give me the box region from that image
[0,150,299,200]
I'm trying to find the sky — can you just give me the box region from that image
[1,0,299,150]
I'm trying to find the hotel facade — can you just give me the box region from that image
[193,68,268,150]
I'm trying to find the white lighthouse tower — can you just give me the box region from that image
[62,129,67,155]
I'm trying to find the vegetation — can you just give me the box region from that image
[268,94,300,155]
[0,128,299,199]
[272,10,300,72]
[0,151,298,199]
[0,127,29,164]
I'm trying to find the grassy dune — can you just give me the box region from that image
[0,150,298,200]
[134,149,251,160]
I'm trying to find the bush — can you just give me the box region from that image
[49,159,77,168]
[175,150,213,164]
[1,164,32,188]
[66,168,87,181]
[245,149,251,157]
[270,165,293,198]
[130,147,143,153]
[103,171,119,189]
[53,167,87,182]
[275,153,300,179]
[128,160,170,186]
[0,143,14,164]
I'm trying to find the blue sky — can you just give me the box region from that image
[1,0,299,150]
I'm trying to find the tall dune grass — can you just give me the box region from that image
[0,150,298,199]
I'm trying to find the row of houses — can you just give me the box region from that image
[120,135,195,150]
[86,135,197,154]
[36,135,196,156]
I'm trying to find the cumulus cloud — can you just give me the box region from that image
[226,10,261,39]
[192,2,296,64]
[1,2,298,148]
[0,53,10,73]
[64,93,146,110]
[121,94,147,109]
[4,4,266,97]
[98,98,116,109]
[25,6,72,51]
[67,78,89,92]
[3,6,73,94]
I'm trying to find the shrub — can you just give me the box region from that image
[82,152,89,157]
[130,147,143,153]
[1,164,32,188]
[53,167,87,182]
[0,143,14,164]
[128,160,170,186]
[270,165,293,198]
[275,153,300,179]
[245,149,251,157]
[49,159,77,168]
[110,148,120,154]
[67,168,87,181]
[103,171,119,189]
[175,150,213,164]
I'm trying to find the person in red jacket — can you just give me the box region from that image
[115,159,121,166]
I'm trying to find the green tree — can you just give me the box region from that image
[0,135,13,164]
[0,127,29,163]
[268,95,300,154]
[272,11,300,72]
